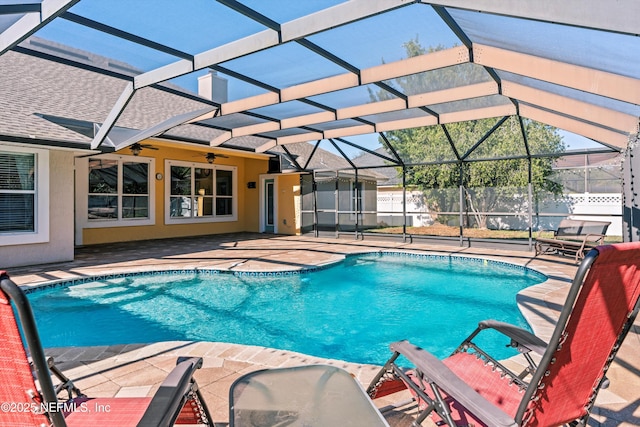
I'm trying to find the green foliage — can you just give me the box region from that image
[373,38,565,228]
[385,117,563,190]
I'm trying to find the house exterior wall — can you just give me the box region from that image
[76,143,269,246]
[243,158,266,233]
[277,173,301,235]
[0,149,74,267]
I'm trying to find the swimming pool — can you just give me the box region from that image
[26,252,546,365]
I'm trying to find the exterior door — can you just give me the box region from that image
[264,179,275,233]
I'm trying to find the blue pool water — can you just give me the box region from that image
[27,253,546,364]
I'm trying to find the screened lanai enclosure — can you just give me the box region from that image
[297,140,625,247]
[1,0,639,246]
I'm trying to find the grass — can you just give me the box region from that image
[371,223,545,238]
[371,223,622,242]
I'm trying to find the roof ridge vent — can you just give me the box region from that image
[27,39,90,61]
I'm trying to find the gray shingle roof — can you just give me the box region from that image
[1,37,396,177]
[272,142,351,171]
[0,38,272,151]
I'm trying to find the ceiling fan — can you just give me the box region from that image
[130,142,158,156]
[194,152,229,164]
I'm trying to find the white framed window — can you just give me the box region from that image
[0,145,49,245]
[165,160,237,224]
[76,155,155,228]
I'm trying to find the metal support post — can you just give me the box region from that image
[334,171,339,238]
[354,169,359,240]
[528,158,533,250]
[623,136,639,242]
[402,166,407,242]
[312,173,319,238]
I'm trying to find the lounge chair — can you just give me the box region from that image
[534,218,611,262]
[367,242,640,427]
[0,270,213,427]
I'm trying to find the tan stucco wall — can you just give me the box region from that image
[243,158,263,232]
[80,144,269,245]
[277,173,301,235]
[1,150,75,268]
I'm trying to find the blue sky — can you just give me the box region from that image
[31,0,616,156]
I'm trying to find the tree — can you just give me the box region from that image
[375,39,565,229]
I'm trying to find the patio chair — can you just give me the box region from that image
[367,242,640,427]
[534,218,611,262]
[0,270,213,427]
[229,365,390,427]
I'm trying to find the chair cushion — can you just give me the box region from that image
[408,352,523,427]
[0,290,51,427]
[64,397,151,426]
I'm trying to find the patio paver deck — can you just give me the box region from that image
[7,233,640,426]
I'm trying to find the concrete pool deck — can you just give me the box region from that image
[8,233,640,426]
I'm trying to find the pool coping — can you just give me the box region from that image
[21,249,563,350]
[20,249,547,292]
